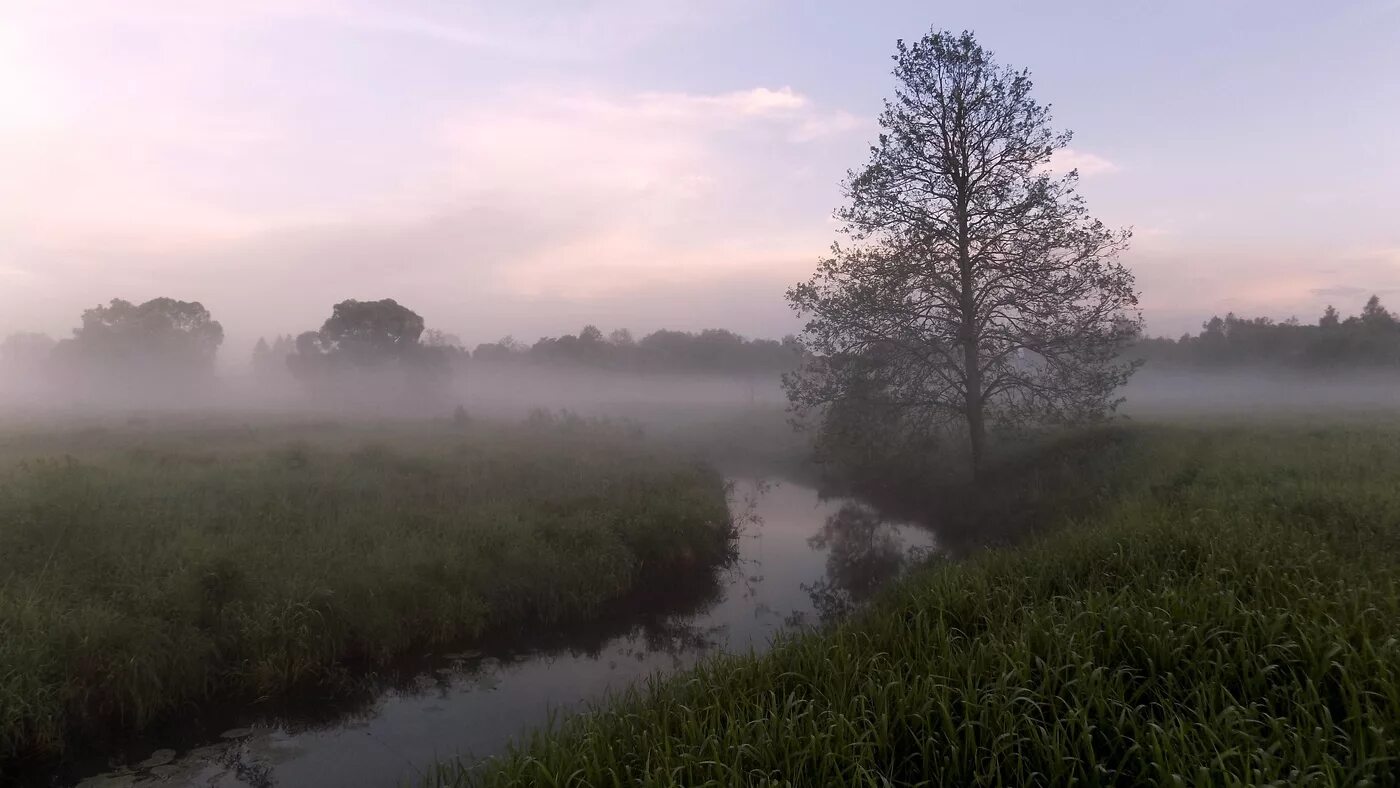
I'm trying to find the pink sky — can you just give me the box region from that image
[2,0,1397,357]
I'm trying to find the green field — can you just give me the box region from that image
[0,416,733,769]
[437,423,1400,786]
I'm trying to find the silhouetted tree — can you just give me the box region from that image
[251,334,297,379]
[316,298,424,363]
[422,329,464,349]
[53,298,223,385]
[1320,305,1341,329]
[578,325,605,345]
[786,30,1140,476]
[473,326,802,374]
[288,299,451,401]
[473,336,528,362]
[1362,295,1394,326]
[1133,296,1400,369]
[251,337,272,374]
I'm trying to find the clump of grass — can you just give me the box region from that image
[0,417,733,770]
[439,424,1400,786]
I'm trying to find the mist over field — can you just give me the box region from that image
[5,322,1399,425]
[3,3,1399,787]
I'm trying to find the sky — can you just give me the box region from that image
[2,0,1398,358]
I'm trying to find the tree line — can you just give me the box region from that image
[469,327,803,374]
[0,298,805,396]
[1134,295,1400,368]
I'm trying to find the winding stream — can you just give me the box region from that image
[76,478,938,787]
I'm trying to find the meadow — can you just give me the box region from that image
[0,414,734,771]
[438,422,1400,786]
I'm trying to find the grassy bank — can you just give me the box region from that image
[441,423,1400,785]
[0,416,733,770]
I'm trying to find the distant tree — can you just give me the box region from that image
[473,335,527,362]
[251,337,272,373]
[1133,295,1400,369]
[472,326,801,374]
[53,298,223,383]
[288,299,451,400]
[1361,294,1394,326]
[578,325,605,345]
[1320,305,1341,328]
[785,30,1140,476]
[315,298,425,364]
[422,329,464,349]
[251,335,298,379]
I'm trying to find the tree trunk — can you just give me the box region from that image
[955,167,984,481]
[963,336,985,480]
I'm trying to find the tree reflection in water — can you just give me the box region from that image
[803,502,932,623]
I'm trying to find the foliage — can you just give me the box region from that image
[438,423,1400,786]
[0,419,733,770]
[50,298,224,385]
[249,334,296,379]
[786,30,1140,474]
[286,299,456,403]
[1136,294,1400,368]
[472,327,802,375]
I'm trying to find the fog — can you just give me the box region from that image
[3,348,1398,432]
[0,355,787,425]
[1122,366,1400,419]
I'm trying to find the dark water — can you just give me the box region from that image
[76,478,936,788]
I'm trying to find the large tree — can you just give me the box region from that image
[54,297,223,380]
[786,30,1141,476]
[287,299,453,402]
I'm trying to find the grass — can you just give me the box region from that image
[436,422,1400,786]
[0,414,734,772]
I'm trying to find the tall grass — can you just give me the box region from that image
[0,416,733,771]
[439,424,1400,786]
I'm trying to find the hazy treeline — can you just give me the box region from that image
[455,326,802,375]
[0,298,224,407]
[0,297,802,414]
[1134,295,1400,369]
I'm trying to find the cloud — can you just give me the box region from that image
[1308,286,1387,299]
[301,0,735,60]
[0,2,861,348]
[0,77,856,344]
[430,85,857,297]
[1046,148,1120,176]
[791,110,869,142]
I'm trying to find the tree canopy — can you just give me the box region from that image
[1135,296,1400,368]
[785,30,1140,475]
[53,297,224,382]
[471,326,803,375]
[287,299,453,402]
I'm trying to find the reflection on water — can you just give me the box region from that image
[77,479,937,788]
[803,502,936,623]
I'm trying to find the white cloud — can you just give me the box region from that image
[1046,147,1120,176]
[306,0,734,60]
[791,110,868,142]
[432,85,857,297]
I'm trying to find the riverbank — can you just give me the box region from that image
[442,423,1400,785]
[0,416,734,775]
